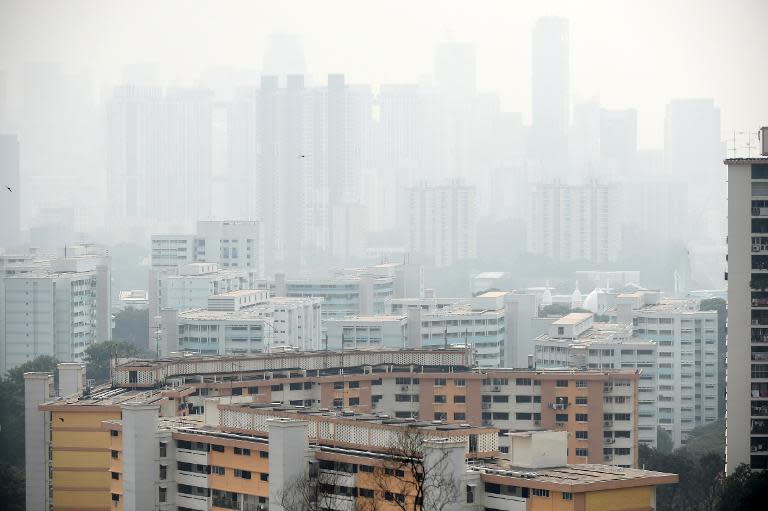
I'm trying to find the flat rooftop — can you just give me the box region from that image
[553,313,593,325]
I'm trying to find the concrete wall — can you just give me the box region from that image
[122,403,160,511]
[25,372,54,511]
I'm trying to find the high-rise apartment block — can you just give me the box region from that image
[0,249,111,373]
[725,148,768,472]
[612,291,719,447]
[407,181,477,267]
[0,134,20,248]
[527,181,621,263]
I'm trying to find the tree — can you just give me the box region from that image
[716,464,768,511]
[84,341,144,385]
[0,463,25,511]
[0,355,58,469]
[277,465,350,511]
[366,429,460,511]
[112,307,150,351]
[657,426,674,454]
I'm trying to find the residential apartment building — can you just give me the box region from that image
[151,220,265,275]
[161,289,322,355]
[272,272,394,320]
[527,181,621,263]
[334,261,424,299]
[325,315,408,350]
[725,151,768,472]
[407,181,477,267]
[534,313,658,447]
[611,291,719,447]
[27,360,677,511]
[0,252,111,373]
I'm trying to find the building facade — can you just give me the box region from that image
[725,155,768,472]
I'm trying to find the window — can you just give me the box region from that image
[492,395,508,403]
[112,493,120,503]
[111,450,119,459]
[454,395,466,403]
[454,379,466,387]
[555,414,568,422]
[359,465,374,473]
[334,382,345,390]
[212,466,225,475]
[532,488,550,497]
[159,487,167,503]
[110,430,119,437]
[576,431,588,440]
[159,441,167,457]
[111,472,119,480]
[434,395,447,403]
[615,448,631,456]
[234,447,251,456]
[516,395,532,403]
[248,386,260,394]
[349,397,360,406]
[159,464,167,480]
[556,380,569,388]
[516,378,532,386]
[575,448,589,457]
[333,398,343,407]
[349,381,360,389]
[259,450,269,458]
[434,412,447,421]
[516,412,532,420]
[211,444,225,453]
[454,413,466,421]
[434,378,446,386]
[290,382,303,391]
[385,468,405,477]
[575,396,588,405]
[231,387,242,396]
[359,488,374,498]
[235,469,252,479]
[271,384,283,391]
[562,492,573,500]
[492,412,509,420]
[575,413,588,422]
[260,473,269,481]
[575,380,587,388]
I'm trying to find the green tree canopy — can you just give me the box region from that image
[84,341,145,385]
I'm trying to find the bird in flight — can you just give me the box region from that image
[298,154,306,158]
[4,186,11,192]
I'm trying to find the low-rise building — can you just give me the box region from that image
[26,358,677,511]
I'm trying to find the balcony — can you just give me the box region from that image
[176,448,209,465]
[176,494,210,511]
[177,470,209,487]
[484,493,527,511]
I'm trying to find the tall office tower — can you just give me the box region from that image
[527,181,621,263]
[0,254,111,374]
[600,108,637,175]
[0,135,20,248]
[664,99,724,239]
[434,42,477,103]
[531,17,570,179]
[160,88,213,228]
[106,85,162,225]
[407,181,477,267]
[725,149,768,472]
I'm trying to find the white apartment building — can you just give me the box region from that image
[325,315,408,350]
[725,150,768,472]
[0,255,112,373]
[154,262,260,315]
[151,220,265,276]
[527,181,621,263]
[407,181,477,267]
[534,313,659,447]
[612,291,719,447]
[161,289,322,355]
[272,272,394,320]
[335,261,424,299]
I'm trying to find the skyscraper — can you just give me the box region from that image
[531,17,570,178]
[725,149,768,472]
[0,134,20,247]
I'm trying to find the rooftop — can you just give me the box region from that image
[553,313,593,325]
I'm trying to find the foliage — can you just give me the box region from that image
[680,419,725,459]
[538,304,591,318]
[0,463,25,511]
[657,427,674,455]
[84,341,145,385]
[716,464,768,511]
[0,356,58,469]
[112,307,150,351]
[277,467,350,511]
[638,444,723,511]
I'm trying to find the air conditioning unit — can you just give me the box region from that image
[491,386,501,392]
[604,421,613,427]
[401,385,409,391]
[533,420,541,426]
[604,438,615,444]
[481,403,492,409]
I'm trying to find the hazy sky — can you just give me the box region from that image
[1,0,766,149]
